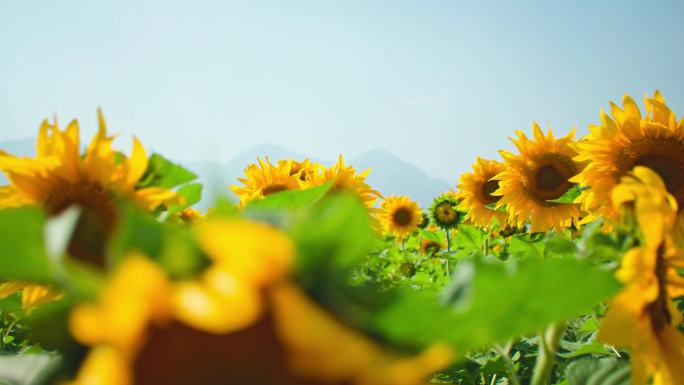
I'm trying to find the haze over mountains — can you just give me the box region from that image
[0,139,453,209]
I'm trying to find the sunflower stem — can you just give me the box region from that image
[494,340,521,385]
[445,229,451,251]
[531,322,565,385]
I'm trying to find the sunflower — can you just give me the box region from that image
[311,155,382,211]
[280,159,317,184]
[0,110,179,287]
[420,239,441,256]
[66,219,452,385]
[457,157,507,228]
[378,196,423,240]
[598,167,684,385]
[492,123,583,232]
[429,195,462,230]
[572,91,684,239]
[231,158,302,207]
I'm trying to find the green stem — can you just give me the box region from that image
[531,322,565,385]
[494,341,521,385]
[445,229,451,251]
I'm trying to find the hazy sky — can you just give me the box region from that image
[1,0,683,182]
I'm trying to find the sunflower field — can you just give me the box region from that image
[0,91,683,385]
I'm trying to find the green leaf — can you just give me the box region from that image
[108,204,205,278]
[136,153,197,189]
[290,191,373,283]
[452,224,485,255]
[507,235,545,260]
[0,208,52,282]
[107,204,164,262]
[176,183,203,207]
[544,235,578,259]
[546,185,587,204]
[0,293,23,313]
[246,182,333,211]
[369,258,621,354]
[565,357,630,385]
[167,183,203,216]
[421,230,442,244]
[0,353,62,385]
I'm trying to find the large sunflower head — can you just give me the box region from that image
[0,110,179,267]
[66,219,452,385]
[429,194,463,230]
[379,195,423,239]
[572,91,684,238]
[457,157,508,228]
[312,155,382,211]
[493,123,583,232]
[230,157,302,207]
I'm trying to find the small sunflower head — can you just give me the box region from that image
[430,195,463,230]
[420,239,441,256]
[379,195,423,239]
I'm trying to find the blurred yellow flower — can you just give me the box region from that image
[379,195,423,240]
[493,123,583,232]
[231,157,302,207]
[457,157,507,228]
[67,217,452,385]
[599,167,684,385]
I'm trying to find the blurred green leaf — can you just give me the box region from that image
[0,293,23,313]
[0,208,51,282]
[290,191,373,284]
[369,258,621,354]
[508,235,545,260]
[0,353,62,385]
[421,230,442,244]
[27,299,80,354]
[544,236,578,259]
[107,204,164,263]
[136,153,197,189]
[178,183,203,206]
[246,182,333,211]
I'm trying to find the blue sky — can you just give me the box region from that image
[1,0,683,182]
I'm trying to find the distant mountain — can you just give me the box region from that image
[350,149,452,208]
[190,145,451,209]
[0,139,452,210]
[0,138,35,184]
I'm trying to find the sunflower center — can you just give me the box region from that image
[262,184,288,196]
[481,179,501,205]
[526,153,577,202]
[617,137,684,206]
[646,244,672,333]
[392,207,413,227]
[43,181,118,268]
[133,314,325,385]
